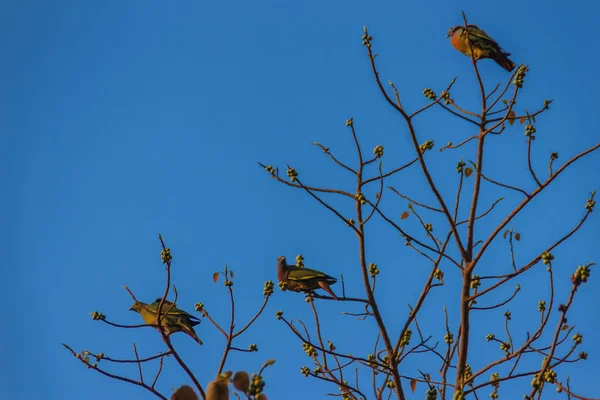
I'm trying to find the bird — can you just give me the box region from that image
[446,24,515,71]
[129,298,203,345]
[276,255,339,300]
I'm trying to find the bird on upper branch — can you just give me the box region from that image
[447,24,516,71]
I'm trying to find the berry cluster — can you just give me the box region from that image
[571,264,591,285]
[525,123,536,138]
[90,311,105,321]
[422,87,437,100]
[248,373,266,398]
[369,263,379,278]
[161,247,172,264]
[302,342,318,357]
[541,251,554,265]
[420,140,435,153]
[356,192,366,205]
[263,280,274,296]
[441,90,451,104]
[287,167,298,182]
[513,65,528,88]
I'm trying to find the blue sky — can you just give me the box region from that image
[2,0,599,399]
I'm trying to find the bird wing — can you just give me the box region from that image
[467,25,504,50]
[287,267,336,283]
[147,299,200,321]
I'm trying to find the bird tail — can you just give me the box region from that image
[318,281,339,300]
[493,52,516,72]
[184,326,203,345]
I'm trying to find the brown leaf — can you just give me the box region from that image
[520,116,527,125]
[507,110,516,125]
[401,211,410,220]
[502,99,508,105]
[465,168,473,178]
[232,371,250,393]
[410,378,417,393]
[206,380,229,400]
[171,385,199,400]
[562,325,570,331]
[229,270,235,279]
[515,233,521,241]
[503,230,508,239]
[213,272,220,284]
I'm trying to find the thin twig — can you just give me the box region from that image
[133,343,143,383]
[62,344,167,400]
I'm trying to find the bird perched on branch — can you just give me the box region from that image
[277,256,339,300]
[446,24,515,71]
[129,298,203,345]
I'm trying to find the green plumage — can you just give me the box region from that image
[287,267,334,289]
[277,256,339,299]
[464,25,497,51]
[447,24,515,71]
[130,298,203,345]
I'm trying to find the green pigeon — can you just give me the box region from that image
[446,24,516,71]
[277,255,339,300]
[129,298,203,345]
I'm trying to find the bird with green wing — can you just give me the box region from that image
[277,255,339,300]
[129,298,203,345]
[447,24,515,71]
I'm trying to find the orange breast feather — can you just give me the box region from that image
[450,32,471,57]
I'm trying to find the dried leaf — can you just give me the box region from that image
[262,359,276,369]
[230,270,235,278]
[171,385,198,400]
[507,110,516,125]
[503,230,508,239]
[401,211,410,220]
[562,325,570,331]
[515,233,521,241]
[520,116,527,125]
[213,272,220,284]
[410,378,417,393]
[465,168,473,178]
[206,379,229,400]
[232,371,250,393]
[502,99,508,105]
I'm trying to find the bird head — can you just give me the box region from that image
[446,26,462,38]
[277,255,286,264]
[129,302,143,313]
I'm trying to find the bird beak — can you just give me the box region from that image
[445,32,451,38]
[128,306,134,311]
